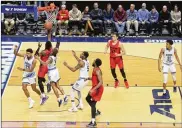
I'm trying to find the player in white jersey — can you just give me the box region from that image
[63,51,89,112]
[158,40,182,96]
[14,46,42,109]
[35,48,68,107]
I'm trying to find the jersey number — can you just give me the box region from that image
[87,65,89,72]
[167,56,172,62]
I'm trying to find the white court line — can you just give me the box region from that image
[37,113,74,117]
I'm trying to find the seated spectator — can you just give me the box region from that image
[68,4,82,35]
[103,3,114,35]
[126,4,139,36]
[1,13,5,35]
[149,5,159,36]
[15,13,28,35]
[171,5,181,35]
[159,5,172,35]
[90,2,103,35]
[113,5,126,36]
[4,12,15,35]
[57,4,69,35]
[138,3,150,35]
[82,6,94,35]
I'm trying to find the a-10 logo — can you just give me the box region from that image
[150,89,175,120]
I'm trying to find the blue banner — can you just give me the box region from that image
[1,5,38,20]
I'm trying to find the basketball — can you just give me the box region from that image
[44,22,52,30]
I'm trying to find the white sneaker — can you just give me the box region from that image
[77,104,83,110]
[29,100,35,109]
[68,107,78,112]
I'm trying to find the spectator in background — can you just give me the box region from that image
[113,5,127,36]
[138,3,150,35]
[103,3,114,35]
[149,5,159,36]
[57,4,69,35]
[68,4,82,35]
[90,2,103,35]
[126,4,139,36]
[4,12,15,35]
[171,5,181,35]
[82,6,94,35]
[15,13,28,35]
[159,5,172,35]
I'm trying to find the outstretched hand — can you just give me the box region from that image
[63,61,68,66]
[72,50,76,56]
[38,42,42,48]
[14,45,18,50]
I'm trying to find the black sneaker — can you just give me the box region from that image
[58,99,62,107]
[95,110,101,116]
[86,121,97,127]
[173,86,177,93]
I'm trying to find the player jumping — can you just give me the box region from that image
[14,46,42,109]
[35,48,68,107]
[63,51,89,112]
[104,33,129,88]
[158,40,182,96]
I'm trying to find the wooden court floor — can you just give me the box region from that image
[2,42,182,128]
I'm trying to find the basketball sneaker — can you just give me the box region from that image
[173,86,177,92]
[114,80,119,88]
[63,95,68,105]
[29,100,35,109]
[40,96,49,105]
[86,121,97,127]
[58,99,62,107]
[95,110,101,116]
[124,80,129,89]
[68,107,78,112]
[77,104,84,110]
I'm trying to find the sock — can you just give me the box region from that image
[41,93,46,98]
[28,97,32,102]
[91,118,95,124]
[63,94,66,98]
[79,99,83,106]
[71,100,76,108]
[57,97,61,102]
[163,89,166,94]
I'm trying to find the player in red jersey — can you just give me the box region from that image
[86,58,103,127]
[34,41,60,104]
[104,33,129,88]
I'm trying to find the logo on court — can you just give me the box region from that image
[1,42,20,95]
[150,89,175,120]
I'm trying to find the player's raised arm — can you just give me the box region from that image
[14,45,24,57]
[104,41,110,54]
[174,48,182,71]
[34,42,42,56]
[17,59,37,72]
[72,50,82,62]
[158,48,164,72]
[63,60,84,72]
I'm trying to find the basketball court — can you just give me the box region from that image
[2,42,182,128]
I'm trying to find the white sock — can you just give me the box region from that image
[71,101,76,108]
[57,97,61,102]
[41,93,46,98]
[63,94,66,98]
[163,89,166,94]
[91,118,95,123]
[28,97,32,102]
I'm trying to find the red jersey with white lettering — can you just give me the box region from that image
[91,67,104,101]
[109,40,121,58]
